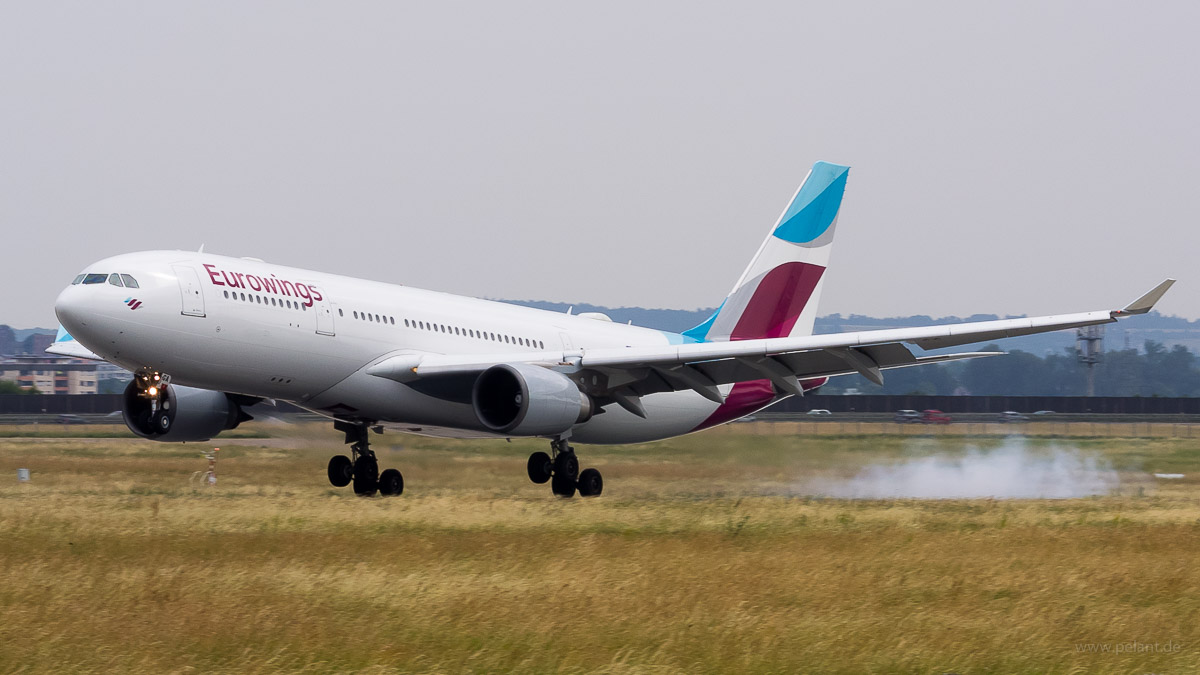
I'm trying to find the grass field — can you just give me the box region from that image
[2,421,1200,674]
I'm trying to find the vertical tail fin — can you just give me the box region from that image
[684,161,848,342]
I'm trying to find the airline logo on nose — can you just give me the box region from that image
[124,297,143,310]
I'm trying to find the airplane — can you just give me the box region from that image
[50,161,1175,498]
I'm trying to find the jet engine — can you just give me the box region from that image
[123,378,250,442]
[472,363,593,436]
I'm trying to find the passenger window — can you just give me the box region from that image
[337,307,342,315]
[120,274,139,289]
[353,311,358,319]
[223,291,229,299]
[83,273,107,285]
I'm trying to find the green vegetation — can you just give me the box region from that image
[1,423,1199,673]
[0,379,39,395]
[824,340,1200,396]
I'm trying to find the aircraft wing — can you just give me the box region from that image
[370,279,1175,407]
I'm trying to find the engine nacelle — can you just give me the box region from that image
[123,380,247,442]
[472,363,592,436]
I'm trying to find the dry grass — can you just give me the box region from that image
[1,422,1200,673]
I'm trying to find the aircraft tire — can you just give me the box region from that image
[527,452,552,484]
[352,456,379,497]
[327,455,352,488]
[551,473,576,498]
[577,468,603,497]
[553,452,579,482]
[378,468,404,496]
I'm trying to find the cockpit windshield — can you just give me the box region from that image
[77,273,140,287]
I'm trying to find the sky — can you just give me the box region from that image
[3,2,1199,328]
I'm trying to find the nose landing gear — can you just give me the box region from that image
[529,438,602,498]
[327,420,404,497]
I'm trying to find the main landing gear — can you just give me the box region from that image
[527,438,603,498]
[327,420,404,497]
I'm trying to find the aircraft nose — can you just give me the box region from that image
[55,285,87,331]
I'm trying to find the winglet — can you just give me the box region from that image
[1118,279,1176,315]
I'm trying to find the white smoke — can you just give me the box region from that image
[799,438,1124,499]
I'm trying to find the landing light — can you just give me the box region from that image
[147,386,158,397]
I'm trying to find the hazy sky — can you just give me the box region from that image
[3,2,1198,328]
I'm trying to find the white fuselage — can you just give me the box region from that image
[55,251,782,443]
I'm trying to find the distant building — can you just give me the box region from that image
[22,333,54,355]
[95,362,134,391]
[0,356,100,394]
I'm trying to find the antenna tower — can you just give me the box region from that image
[1076,325,1105,396]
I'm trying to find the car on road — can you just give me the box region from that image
[55,414,87,425]
[806,409,833,416]
[998,411,1029,423]
[894,410,923,423]
[921,409,951,424]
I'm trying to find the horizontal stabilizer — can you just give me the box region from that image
[44,325,106,362]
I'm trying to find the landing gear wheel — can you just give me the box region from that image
[578,468,603,497]
[554,452,579,482]
[527,452,552,484]
[352,456,379,497]
[378,468,404,496]
[551,473,577,498]
[327,455,352,487]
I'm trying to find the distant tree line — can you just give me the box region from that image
[820,341,1200,397]
[0,380,40,395]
